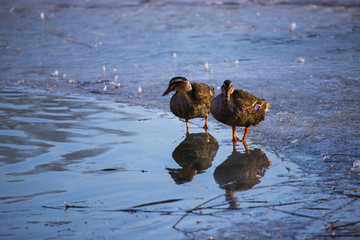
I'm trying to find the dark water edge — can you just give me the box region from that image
[1,0,360,239]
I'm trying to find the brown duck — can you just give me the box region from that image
[210,80,270,142]
[162,77,215,133]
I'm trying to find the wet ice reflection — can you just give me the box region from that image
[0,90,136,172]
[1,89,359,239]
[214,148,271,208]
[167,133,219,184]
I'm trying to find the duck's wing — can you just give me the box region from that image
[190,82,215,102]
[232,89,264,107]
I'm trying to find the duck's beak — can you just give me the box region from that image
[224,92,230,101]
[162,87,172,96]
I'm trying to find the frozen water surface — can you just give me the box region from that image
[0,0,360,239]
[1,89,358,240]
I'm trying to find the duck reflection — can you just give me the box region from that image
[167,133,219,184]
[214,146,271,208]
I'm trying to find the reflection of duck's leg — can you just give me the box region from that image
[205,127,210,140]
[203,114,209,130]
[232,142,237,152]
[242,141,250,154]
[239,127,249,142]
[232,126,240,142]
[226,190,240,208]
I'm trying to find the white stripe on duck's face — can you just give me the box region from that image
[221,80,234,101]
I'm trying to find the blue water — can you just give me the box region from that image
[1,89,359,239]
[1,0,359,239]
[0,89,291,239]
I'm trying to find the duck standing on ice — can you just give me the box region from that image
[210,80,270,143]
[162,76,215,134]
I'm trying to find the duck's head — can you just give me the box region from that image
[221,80,234,101]
[162,76,192,96]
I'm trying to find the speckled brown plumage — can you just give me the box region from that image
[162,76,215,133]
[210,80,270,142]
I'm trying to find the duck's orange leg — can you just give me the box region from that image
[232,126,240,142]
[203,115,209,130]
[186,119,189,134]
[240,127,249,142]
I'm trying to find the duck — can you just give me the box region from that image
[210,80,270,142]
[162,76,215,133]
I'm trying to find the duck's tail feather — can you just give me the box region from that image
[264,101,270,112]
